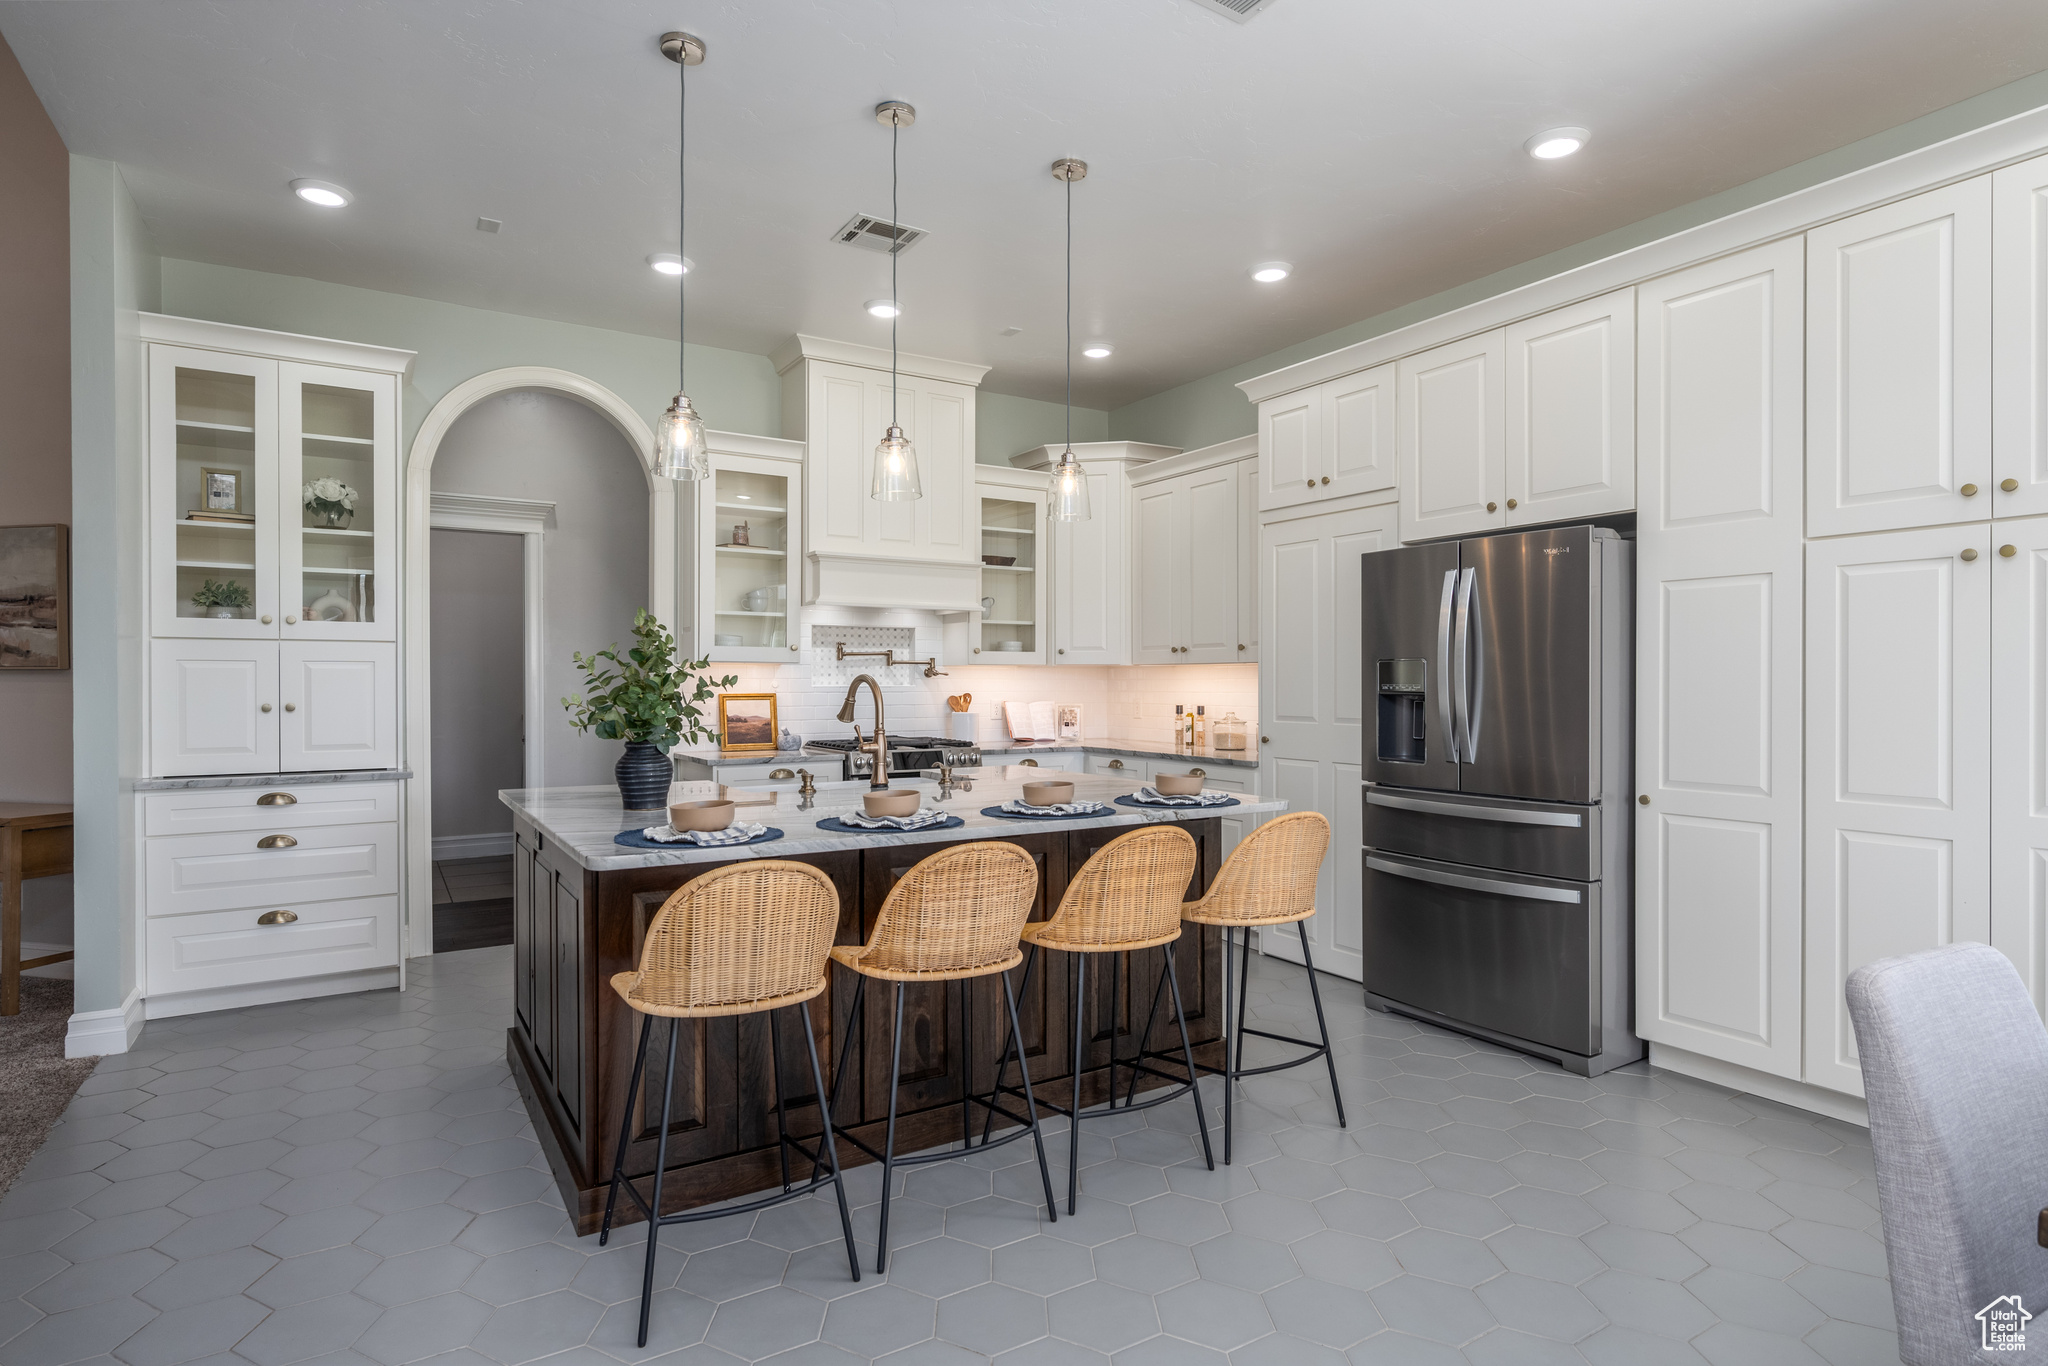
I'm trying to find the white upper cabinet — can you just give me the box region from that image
[681,431,804,664]
[1256,364,1395,513]
[1504,288,1635,527]
[1633,240,1806,1081]
[1807,180,1992,537]
[775,336,987,612]
[1805,523,1993,1096]
[1993,154,2048,520]
[969,465,1050,665]
[1132,480,1182,666]
[1992,515,2048,1014]
[151,346,281,640]
[1398,330,1505,542]
[278,363,398,643]
[1130,441,1254,664]
[1012,442,1178,666]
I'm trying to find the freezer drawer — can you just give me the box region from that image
[1362,849,1600,1056]
[1363,785,1598,880]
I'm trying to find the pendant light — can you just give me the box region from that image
[652,31,709,482]
[871,101,922,501]
[1049,157,1092,523]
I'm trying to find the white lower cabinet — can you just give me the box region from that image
[280,641,397,770]
[1085,755,1149,779]
[147,896,399,997]
[1805,524,1993,1096]
[1991,517,2048,1014]
[151,641,280,777]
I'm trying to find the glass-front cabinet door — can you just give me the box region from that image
[151,347,280,638]
[279,363,398,642]
[702,454,799,662]
[978,494,1044,663]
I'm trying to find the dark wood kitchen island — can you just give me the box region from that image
[500,769,1289,1234]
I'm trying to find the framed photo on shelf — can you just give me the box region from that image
[0,524,70,670]
[718,692,779,752]
[200,467,243,513]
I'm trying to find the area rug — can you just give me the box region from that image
[0,977,98,1196]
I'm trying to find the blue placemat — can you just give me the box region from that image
[814,815,967,835]
[614,826,785,851]
[979,803,1116,821]
[1113,794,1240,811]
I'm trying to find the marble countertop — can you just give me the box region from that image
[978,737,1259,768]
[135,768,412,792]
[501,766,1285,872]
[669,747,802,770]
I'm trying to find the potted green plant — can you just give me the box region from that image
[191,578,253,620]
[562,609,736,810]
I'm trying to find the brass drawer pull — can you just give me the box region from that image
[1020,759,1040,767]
[1107,759,1124,769]
[257,834,298,849]
[1191,767,1206,777]
[257,909,298,926]
[256,792,298,806]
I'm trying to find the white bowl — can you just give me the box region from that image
[997,640,1025,651]
[713,633,744,647]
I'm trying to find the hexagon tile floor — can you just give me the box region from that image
[0,947,1900,1366]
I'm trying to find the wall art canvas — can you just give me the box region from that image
[718,692,779,752]
[0,525,69,670]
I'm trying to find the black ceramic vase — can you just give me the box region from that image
[615,741,672,811]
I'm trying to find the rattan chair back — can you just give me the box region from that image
[615,860,841,1018]
[835,841,1039,981]
[1028,824,1197,952]
[1183,812,1330,927]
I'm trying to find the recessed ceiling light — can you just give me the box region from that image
[1082,343,1113,359]
[1525,127,1590,160]
[865,298,901,319]
[647,253,692,275]
[290,179,351,208]
[1250,261,1291,283]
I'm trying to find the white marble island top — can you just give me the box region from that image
[500,765,1287,872]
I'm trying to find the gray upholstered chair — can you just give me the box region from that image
[1847,943,2048,1364]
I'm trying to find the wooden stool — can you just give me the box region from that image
[824,840,1059,1272]
[986,824,1214,1214]
[1129,811,1342,1163]
[598,860,859,1347]
[1,802,74,1016]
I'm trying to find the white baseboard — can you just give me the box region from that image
[66,988,145,1058]
[142,966,401,1021]
[1649,1041,1870,1128]
[433,832,513,861]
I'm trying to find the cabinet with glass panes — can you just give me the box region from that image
[975,485,1047,664]
[685,434,804,663]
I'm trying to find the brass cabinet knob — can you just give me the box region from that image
[1261,735,1270,743]
[2004,478,2022,492]
[1962,484,1980,497]
[257,909,298,926]
[260,614,273,625]
[284,702,296,712]
[2002,544,2019,557]
[1486,501,1498,512]
[255,792,297,806]
[1640,795,1650,806]
[1507,498,1519,509]
[1320,476,1330,485]
[1238,643,1247,651]
[260,703,272,713]
[790,645,799,652]
[1191,767,1207,777]
[1961,548,1980,561]
[256,834,297,849]
[285,614,298,624]
[1305,480,1315,489]
[973,647,981,654]
[1058,648,1066,655]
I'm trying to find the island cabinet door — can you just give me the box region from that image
[552,868,585,1134]
[512,825,536,1038]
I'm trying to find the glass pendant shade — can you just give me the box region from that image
[652,392,709,480]
[872,424,922,501]
[1050,448,1091,522]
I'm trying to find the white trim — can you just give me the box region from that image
[1129,434,1260,486]
[138,312,416,376]
[707,429,805,464]
[770,333,991,386]
[142,967,401,1021]
[428,491,556,534]
[1238,103,2048,402]
[1649,1042,1870,1128]
[66,988,145,1058]
[403,365,665,961]
[1010,440,1182,471]
[971,462,1050,494]
[433,832,514,860]
[804,551,983,612]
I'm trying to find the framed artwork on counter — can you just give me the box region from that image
[718,692,779,752]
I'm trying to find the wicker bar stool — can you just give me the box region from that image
[984,824,1215,1214]
[822,840,1059,1272]
[598,861,859,1347]
[1126,811,1342,1163]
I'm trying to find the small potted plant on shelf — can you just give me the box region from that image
[562,609,736,810]
[191,578,252,620]
[302,477,359,528]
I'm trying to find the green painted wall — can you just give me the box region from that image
[157,260,783,449]
[1109,67,2048,452]
[976,390,1108,464]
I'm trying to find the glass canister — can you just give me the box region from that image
[1213,711,1248,751]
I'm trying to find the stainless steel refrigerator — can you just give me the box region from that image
[1359,524,1640,1076]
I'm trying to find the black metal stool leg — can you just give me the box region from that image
[1068,952,1087,1215]
[875,984,907,1274]
[958,978,973,1149]
[600,1013,654,1246]
[999,968,1057,1223]
[1297,926,1347,1127]
[1164,941,1215,1171]
[1223,926,1237,1165]
[1107,949,1122,1108]
[636,1017,680,1348]
[981,945,1037,1144]
[797,1003,861,1282]
[769,1012,792,1192]
[1125,953,1168,1109]
[812,973,866,1184]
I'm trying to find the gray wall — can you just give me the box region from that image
[428,528,524,840]
[430,389,648,792]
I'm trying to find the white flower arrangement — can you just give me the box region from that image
[302,478,359,511]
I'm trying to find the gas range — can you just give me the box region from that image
[804,735,982,779]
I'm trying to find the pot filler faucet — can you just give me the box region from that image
[837,673,890,790]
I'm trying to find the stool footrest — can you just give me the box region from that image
[1133,1025,1332,1082]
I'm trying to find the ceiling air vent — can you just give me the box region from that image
[1186,0,1275,21]
[832,214,928,255]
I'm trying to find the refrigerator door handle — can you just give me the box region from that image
[1366,854,1583,905]
[1436,569,1458,763]
[1366,790,1583,827]
[1452,567,1478,762]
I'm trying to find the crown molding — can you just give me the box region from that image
[428,491,555,534]
[1129,433,1258,486]
[772,333,992,386]
[139,313,416,376]
[1009,441,1181,472]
